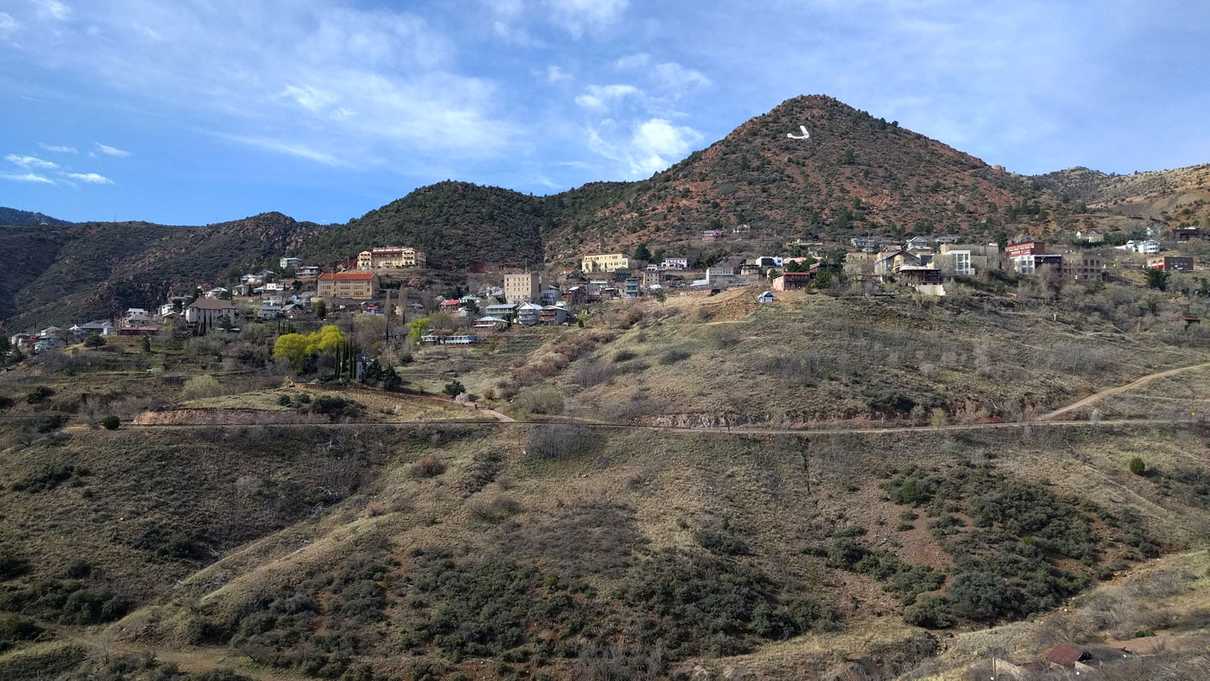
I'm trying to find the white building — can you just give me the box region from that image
[661,257,689,270]
[280,256,303,270]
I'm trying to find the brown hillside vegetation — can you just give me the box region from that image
[543,95,1024,259]
[2,283,1210,680]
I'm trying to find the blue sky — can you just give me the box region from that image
[1,0,1208,225]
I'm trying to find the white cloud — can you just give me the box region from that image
[5,154,58,169]
[574,83,640,110]
[33,0,71,21]
[1,172,55,184]
[544,0,628,37]
[587,117,702,178]
[651,62,711,95]
[95,143,131,157]
[0,12,19,38]
[38,143,78,154]
[63,171,113,184]
[545,65,573,83]
[612,52,650,70]
[5,2,515,168]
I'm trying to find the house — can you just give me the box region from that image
[894,266,943,285]
[732,223,751,235]
[874,249,925,277]
[581,254,630,273]
[844,251,877,277]
[641,270,664,288]
[34,336,66,353]
[185,297,238,327]
[71,320,115,338]
[752,256,783,269]
[257,301,283,320]
[438,298,462,314]
[937,243,1001,276]
[232,283,251,297]
[474,315,510,330]
[9,334,38,353]
[356,246,425,270]
[756,291,776,304]
[704,266,738,289]
[1174,226,1203,241]
[261,282,285,292]
[296,265,321,280]
[564,286,587,305]
[484,302,517,321]
[503,271,541,303]
[539,306,569,325]
[1148,255,1194,272]
[1119,239,1160,254]
[39,326,66,339]
[539,286,561,306]
[661,257,688,270]
[204,287,228,299]
[904,236,930,250]
[280,256,302,270]
[516,303,543,326]
[1062,252,1105,281]
[317,271,379,300]
[623,278,641,298]
[850,235,885,252]
[1076,229,1104,244]
[772,270,815,291]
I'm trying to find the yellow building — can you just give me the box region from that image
[581,253,630,273]
[356,246,426,270]
[318,271,379,300]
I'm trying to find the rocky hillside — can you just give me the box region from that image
[1033,164,1210,226]
[0,207,70,227]
[542,95,1029,258]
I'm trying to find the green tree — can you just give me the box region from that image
[409,317,431,345]
[312,298,327,320]
[141,336,152,353]
[1145,268,1169,291]
[633,243,653,262]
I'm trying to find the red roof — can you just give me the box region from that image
[1043,645,1087,667]
[319,271,375,282]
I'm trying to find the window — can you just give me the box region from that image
[952,251,972,276]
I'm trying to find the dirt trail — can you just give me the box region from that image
[1040,362,1210,420]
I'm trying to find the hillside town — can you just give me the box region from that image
[7,222,1206,357]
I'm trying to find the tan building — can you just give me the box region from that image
[503,272,541,304]
[581,253,630,273]
[356,246,426,270]
[318,271,379,300]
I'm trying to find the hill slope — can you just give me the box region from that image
[0,207,70,227]
[542,95,1028,258]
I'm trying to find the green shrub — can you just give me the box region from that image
[443,380,466,397]
[1129,457,1147,476]
[0,554,31,581]
[12,463,89,493]
[277,395,293,407]
[0,396,14,411]
[83,335,106,348]
[526,425,599,460]
[0,613,42,645]
[659,349,692,365]
[26,386,54,404]
[100,415,120,430]
[612,350,637,363]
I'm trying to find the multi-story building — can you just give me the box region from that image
[503,272,541,304]
[581,253,630,273]
[1062,252,1105,282]
[661,257,689,270]
[280,256,303,270]
[318,271,379,300]
[356,246,426,270]
[937,243,1001,277]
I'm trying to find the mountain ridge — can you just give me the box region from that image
[2,94,1207,329]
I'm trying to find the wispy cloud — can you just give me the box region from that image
[32,0,70,22]
[0,12,19,39]
[587,117,702,178]
[5,154,58,169]
[1,172,55,185]
[574,83,640,110]
[544,0,628,37]
[38,143,78,154]
[214,133,350,167]
[63,171,113,184]
[95,143,131,158]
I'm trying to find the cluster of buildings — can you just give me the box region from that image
[9,307,165,355]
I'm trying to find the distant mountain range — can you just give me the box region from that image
[2,95,1207,330]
